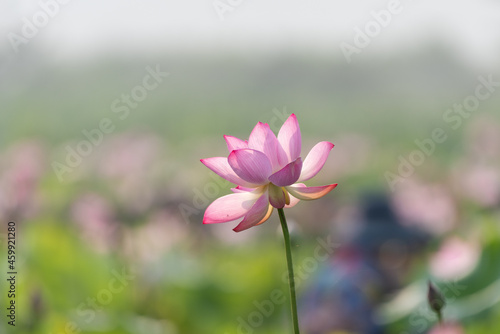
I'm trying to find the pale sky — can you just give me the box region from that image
[1,0,500,68]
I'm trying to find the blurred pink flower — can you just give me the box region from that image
[122,209,187,262]
[454,164,500,208]
[94,132,163,214]
[71,193,118,253]
[392,180,457,235]
[201,114,337,232]
[0,141,45,220]
[430,237,480,280]
[96,132,161,180]
[466,116,500,161]
[323,133,373,178]
[428,323,464,334]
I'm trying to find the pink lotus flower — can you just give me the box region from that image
[201,114,337,232]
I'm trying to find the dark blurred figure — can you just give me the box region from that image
[300,193,428,334]
[25,289,45,332]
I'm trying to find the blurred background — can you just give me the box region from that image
[1,0,500,333]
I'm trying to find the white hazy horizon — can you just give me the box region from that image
[1,0,500,69]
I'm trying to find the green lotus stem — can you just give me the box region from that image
[278,208,300,334]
